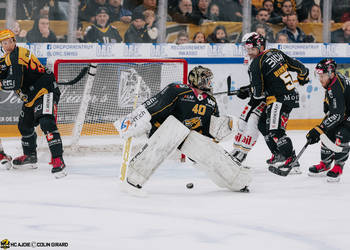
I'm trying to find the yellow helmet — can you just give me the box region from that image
[0,29,15,42]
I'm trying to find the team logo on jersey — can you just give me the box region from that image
[46,133,54,141]
[207,98,215,106]
[120,119,131,132]
[184,117,201,129]
[181,94,194,102]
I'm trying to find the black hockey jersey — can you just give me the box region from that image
[84,24,123,43]
[249,48,308,107]
[322,72,350,130]
[0,46,59,107]
[143,83,219,137]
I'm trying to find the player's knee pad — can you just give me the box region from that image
[181,130,252,191]
[127,115,190,187]
[38,115,58,134]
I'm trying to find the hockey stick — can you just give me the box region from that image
[268,141,310,177]
[213,76,240,96]
[120,76,141,182]
[56,66,89,85]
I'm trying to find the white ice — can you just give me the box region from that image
[1,131,349,250]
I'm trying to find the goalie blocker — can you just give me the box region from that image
[126,115,251,192]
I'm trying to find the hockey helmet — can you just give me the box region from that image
[188,66,213,92]
[244,32,266,50]
[0,29,15,42]
[315,58,337,76]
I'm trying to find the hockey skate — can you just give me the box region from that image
[51,156,67,178]
[12,154,38,169]
[308,161,331,177]
[266,154,286,167]
[326,165,342,183]
[268,154,301,176]
[0,151,12,170]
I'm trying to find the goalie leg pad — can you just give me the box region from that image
[181,131,252,191]
[127,115,190,187]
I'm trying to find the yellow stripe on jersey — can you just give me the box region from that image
[24,88,48,107]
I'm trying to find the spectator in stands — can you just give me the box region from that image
[252,8,274,42]
[254,24,268,40]
[82,7,122,43]
[16,0,38,20]
[332,0,350,23]
[79,0,107,22]
[263,0,279,20]
[192,0,211,24]
[124,10,154,43]
[26,15,58,43]
[192,31,206,43]
[274,0,296,15]
[37,0,62,20]
[123,0,142,11]
[208,3,220,21]
[11,21,27,43]
[206,25,229,43]
[107,0,132,23]
[268,0,295,24]
[216,0,257,22]
[143,9,158,42]
[276,13,308,43]
[302,4,322,23]
[331,21,350,43]
[134,0,157,13]
[275,32,289,43]
[170,0,196,24]
[175,30,190,44]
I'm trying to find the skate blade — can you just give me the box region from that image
[53,169,68,179]
[289,167,302,175]
[308,171,328,177]
[12,163,38,169]
[326,176,340,183]
[119,181,147,197]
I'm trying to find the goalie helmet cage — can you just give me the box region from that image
[38,58,188,154]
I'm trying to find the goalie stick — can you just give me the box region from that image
[213,76,240,96]
[120,76,142,182]
[56,66,89,85]
[268,141,310,177]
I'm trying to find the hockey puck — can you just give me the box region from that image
[186,183,194,189]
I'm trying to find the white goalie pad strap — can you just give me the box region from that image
[209,115,237,141]
[127,115,190,187]
[181,131,252,191]
[114,105,152,139]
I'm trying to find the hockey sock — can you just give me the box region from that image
[264,135,279,155]
[276,136,294,158]
[21,132,37,156]
[321,144,334,165]
[46,132,63,158]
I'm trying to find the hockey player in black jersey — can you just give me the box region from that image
[114,66,252,193]
[243,33,309,175]
[0,29,66,178]
[307,58,350,182]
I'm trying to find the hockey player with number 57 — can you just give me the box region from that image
[242,33,310,175]
[307,58,350,182]
[114,66,252,193]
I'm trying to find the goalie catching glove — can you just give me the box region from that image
[209,115,237,141]
[114,105,152,139]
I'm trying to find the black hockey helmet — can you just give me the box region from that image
[188,66,213,92]
[315,58,337,76]
[244,32,266,50]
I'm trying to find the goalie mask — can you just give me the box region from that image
[188,66,213,93]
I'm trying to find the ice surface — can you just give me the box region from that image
[1,131,349,250]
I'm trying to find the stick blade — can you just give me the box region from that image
[268,165,291,176]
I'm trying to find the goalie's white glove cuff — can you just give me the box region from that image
[114,105,152,139]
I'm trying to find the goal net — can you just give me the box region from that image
[40,58,187,154]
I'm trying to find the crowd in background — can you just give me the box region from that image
[1,0,350,43]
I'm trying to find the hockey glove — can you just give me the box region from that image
[297,68,310,86]
[237,85,251,99]
[114,105,152,139]
[306,126,324,144]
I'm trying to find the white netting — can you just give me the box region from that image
[38,59,187,154]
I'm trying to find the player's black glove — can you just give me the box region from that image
[297,68,310,86]
[306,125,324,144]
[237,85,251,99]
